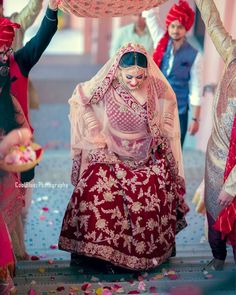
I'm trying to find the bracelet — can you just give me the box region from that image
[17,129,23,142]
[192,117,199,123]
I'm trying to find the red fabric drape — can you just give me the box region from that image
[214,115,236,245]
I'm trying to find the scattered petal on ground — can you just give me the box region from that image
[38,267,45,273]
[50,244,58,249]
[81,283,92,291]
[56,286,65,292]
[138,281,146,291]
[28,288,37,295]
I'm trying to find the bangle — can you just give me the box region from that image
[17,129,23,142]
[192,117,199,123]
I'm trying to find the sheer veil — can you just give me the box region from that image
[69,43,184,179]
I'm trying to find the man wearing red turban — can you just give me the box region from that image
[143,0,202,148]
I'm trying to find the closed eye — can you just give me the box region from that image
[126,74,144,79]
[136,74,144,79]
[126,75,133,79]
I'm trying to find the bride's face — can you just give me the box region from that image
[119,66,147,91]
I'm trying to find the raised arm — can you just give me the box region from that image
[109,29,123,58]
[195,0,235,63]
[14,2,59,76]
[188,52,203,135]
[10,0,43,32]
[142,8,164,48]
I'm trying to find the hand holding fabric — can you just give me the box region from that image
[49,0,61,10]
[217,189,235,208]
[188,120,199,135]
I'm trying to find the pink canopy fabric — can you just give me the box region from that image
[59,0,169,18]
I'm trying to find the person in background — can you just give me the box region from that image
[0,0,44,109]
[0,0,59,260]
[143,0,202,147]
[195,0,236,270]
[109,13,153,57]
[59,43,189,272]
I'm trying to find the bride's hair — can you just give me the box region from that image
[119,51,147,68]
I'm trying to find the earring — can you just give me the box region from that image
[118,73,123,85]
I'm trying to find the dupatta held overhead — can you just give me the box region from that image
[59,43,188,270]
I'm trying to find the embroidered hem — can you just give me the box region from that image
[59,238,173,270]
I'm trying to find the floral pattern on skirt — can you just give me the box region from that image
[59,147,188,270]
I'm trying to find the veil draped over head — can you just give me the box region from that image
[69,43,184,179]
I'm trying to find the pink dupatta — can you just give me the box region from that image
[69,43,184,182]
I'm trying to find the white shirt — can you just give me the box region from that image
[143,9,202,106]
[109,23,154,58]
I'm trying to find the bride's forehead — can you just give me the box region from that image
[121,66,145,76]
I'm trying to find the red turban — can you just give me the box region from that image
[166,0,195,31]
[0,17,20,48]
[153,0,195,67]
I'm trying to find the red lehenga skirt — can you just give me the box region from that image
[59,144,188,270]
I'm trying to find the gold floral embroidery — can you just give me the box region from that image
[116,169,127,179]
[161,216,169,227]
[103,191,114,202]
[79,201,87,212]
[95,219,107,229]
[135,241,146,254]
[131,201,142,213]
[147,218,158,231]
